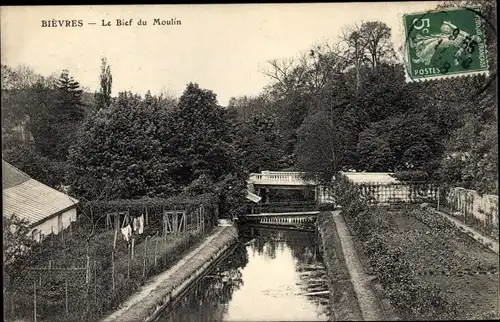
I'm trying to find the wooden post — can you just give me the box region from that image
[145,207,149,226]
[65,272,69,315]
[131,238,135,259]
[154,235,158,266]
[94,260,97,305]
[111,251,115,293]
[85,246,90,285]
[142,237,148,278]
[113,228,118,250]
[127,245,131,280]
[437,187,440,211]
[33,281,37,322]
[202,207,205,234]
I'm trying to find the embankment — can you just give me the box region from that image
[101,226,238,322]
[316,212,363,321]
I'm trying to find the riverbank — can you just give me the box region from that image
[316,211,364,321]
[101,226,238,322]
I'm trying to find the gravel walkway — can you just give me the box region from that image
[101,227,231,322]
[431,208,499,254]
[331,210,383,321]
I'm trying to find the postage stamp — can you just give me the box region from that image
[403,6,490,82]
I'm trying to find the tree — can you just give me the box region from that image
[227,94,272,121]
[66,91,178,200]
[30,70,86,161]
[4,214,37,297]
[94,57,113,110]
[171,83,243,184]
[172,83,247,218]
[339,21,396,94]
[356,112,442,173]
[231,112,285,173]
[294,105,356,183]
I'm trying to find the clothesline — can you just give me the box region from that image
[121,214,145,242]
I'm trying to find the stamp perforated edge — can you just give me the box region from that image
[400,5,491,83]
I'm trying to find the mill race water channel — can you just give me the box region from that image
[156,224,331,321]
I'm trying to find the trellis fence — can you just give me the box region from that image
[357,182,439,204]
[316,182,439,205]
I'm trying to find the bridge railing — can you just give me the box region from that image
[249,171,316,185]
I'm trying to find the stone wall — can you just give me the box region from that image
[445,187,499,238]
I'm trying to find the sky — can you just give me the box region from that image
[1,2,440,106]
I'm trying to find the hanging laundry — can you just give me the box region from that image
[132,216,139,232]
[138,214,144,234]
[121,224,132,242]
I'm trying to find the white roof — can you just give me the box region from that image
[340,172,399,184]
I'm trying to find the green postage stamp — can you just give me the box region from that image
[403,6,489,82]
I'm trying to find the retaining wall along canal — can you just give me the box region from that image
[316,212,364,321]
[101,226,238,322]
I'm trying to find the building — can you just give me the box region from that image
[2,160,79,242]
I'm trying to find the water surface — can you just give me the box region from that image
[158,226,330,321]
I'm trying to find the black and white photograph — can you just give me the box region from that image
[1,2,498,321]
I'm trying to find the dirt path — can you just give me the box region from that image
[431,208,499,254]
[101,227,227,322]
[331,210,383,321]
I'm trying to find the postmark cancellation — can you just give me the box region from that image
[403,6,490,82]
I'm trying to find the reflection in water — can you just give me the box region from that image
[158,226,330,321]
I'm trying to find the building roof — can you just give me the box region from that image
[2,160,79,226]
[340,171,400,184]
[2,160,31,189]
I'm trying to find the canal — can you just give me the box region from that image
[157,225,331,321]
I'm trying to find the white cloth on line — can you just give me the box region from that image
[132,217,139,232]
[138,214,144,234]
[121,225,132,242]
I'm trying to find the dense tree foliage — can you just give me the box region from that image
[229,111,286,173]
[2,1,497,205]
[66,83,247,218]
[2,66,86,188]
[67,92,177,200]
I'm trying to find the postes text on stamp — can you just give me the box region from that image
[403,6,489,82]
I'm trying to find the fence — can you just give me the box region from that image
[5,195,218,322]
[357,182,439,204]
[316,179,499,240]
[316,182,439,205]
[438,186,499,239]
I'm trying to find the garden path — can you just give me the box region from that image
[331,210,383,321]
[431,208,499,254]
